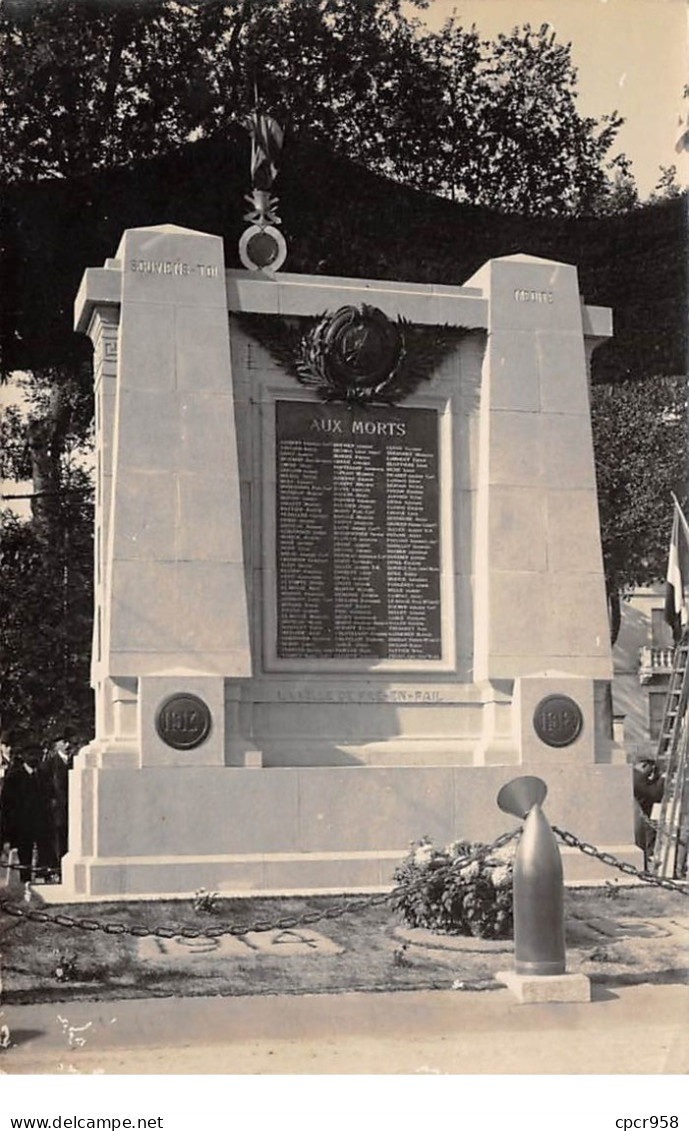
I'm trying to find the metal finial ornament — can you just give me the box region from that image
[239,109,287,272]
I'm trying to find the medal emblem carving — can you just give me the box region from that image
[303,304,404,399]
[237,305,468,406]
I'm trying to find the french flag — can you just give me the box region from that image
[664,497,689,643]
[247,111,284,191]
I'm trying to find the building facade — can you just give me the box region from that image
[613,586,673,762]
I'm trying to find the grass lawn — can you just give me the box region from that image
[1,882,687,1006]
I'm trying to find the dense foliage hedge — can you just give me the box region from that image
[1,132,686,382]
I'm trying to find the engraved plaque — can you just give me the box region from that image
[155,693,212,750]
[533,695,583,748]
[275,401,441,661]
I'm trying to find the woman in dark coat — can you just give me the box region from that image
[39,737,72,874]
[0,749,52,886]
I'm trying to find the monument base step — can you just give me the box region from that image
[42,844,642,901]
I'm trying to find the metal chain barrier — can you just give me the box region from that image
[553,825,689,895]
[0,829,520,941]
[2,824,686,946]
[2,861,58,876]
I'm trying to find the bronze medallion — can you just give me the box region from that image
[533,694,583,748]
[155,693,212,750]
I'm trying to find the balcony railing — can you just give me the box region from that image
[638,645,675,683]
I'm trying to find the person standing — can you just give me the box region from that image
[0,748,52,895]
[40,736,72,878]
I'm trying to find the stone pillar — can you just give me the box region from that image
[76,223,253,777]
[468,254,612,683]
[103,224,251,685]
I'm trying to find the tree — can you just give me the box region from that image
[648,165,683,203]
[0,495,94,752]
[591,374,688,643]
[1,1,629,215]
[593,153,640,215]
[0,486,94,755]
[416,20,626,215]
[0,368,94,751]
[0,367,94,536]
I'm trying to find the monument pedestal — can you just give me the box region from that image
[61,760,637,898]
[62,226,640,899]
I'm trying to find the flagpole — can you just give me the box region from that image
[670,492,689,540]
[239,96,287,272]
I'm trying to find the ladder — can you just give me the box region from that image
[650,630,689,878]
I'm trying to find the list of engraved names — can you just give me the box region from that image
[276,401,441,660]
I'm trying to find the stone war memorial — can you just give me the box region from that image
[62,205,641,899]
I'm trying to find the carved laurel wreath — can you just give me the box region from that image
[236,305,469,405]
